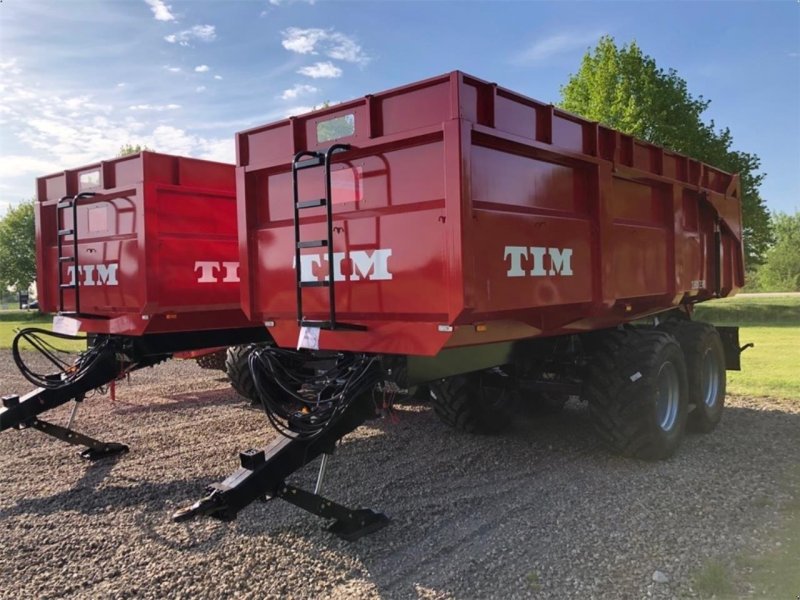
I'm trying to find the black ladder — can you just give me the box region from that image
[56,192,95,315]
[291,145,365,331]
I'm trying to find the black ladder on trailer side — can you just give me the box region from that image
[291,144,365,331]
[56,192,96,315]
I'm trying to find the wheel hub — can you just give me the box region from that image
[701,349,720,408]
[655,361,680,432]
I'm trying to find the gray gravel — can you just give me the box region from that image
[1,352,798,599]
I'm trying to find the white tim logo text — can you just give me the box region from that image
[195,261,240,283]
[66,263,119,286]
[296,249,393,282]
[504,246,574,277]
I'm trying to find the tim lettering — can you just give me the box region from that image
[504,246,573,277]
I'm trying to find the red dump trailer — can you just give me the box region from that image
[1,152,267,461]
[35,151,254,336]
[237,71,744,356]
[168,72,749,537]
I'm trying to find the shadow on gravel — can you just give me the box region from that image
[0,461,213,519]
[110,388,244,415]
[2,398,798,597]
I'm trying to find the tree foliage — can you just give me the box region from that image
[559,36,772,264]
[757,212,800,292]
[0,201,36,291]
[118,143,150,156]
[312,101,355,143]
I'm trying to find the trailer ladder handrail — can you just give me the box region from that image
[57,192,101,315]
[291,145,366,331]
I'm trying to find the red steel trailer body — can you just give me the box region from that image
[236,71,744,356]
[36,151,252,336]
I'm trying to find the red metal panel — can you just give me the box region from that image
[238,71,745,356]
[35,151,253,335]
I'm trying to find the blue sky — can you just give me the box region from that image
[1,0,798,214]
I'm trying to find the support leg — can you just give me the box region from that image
[277,484,388,541]
[28,418,128,461]
[314,453,330,495]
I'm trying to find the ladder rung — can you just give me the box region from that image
[299,320,367,331]
[57,201,73,209]
[299,280,331,288]
[58,228,74,236]
[294,157,324,170]
[297,198,327,210]
[59,256,75,262]
[299,320,332,328]
[59,284,77,289]
[297,240,328,249]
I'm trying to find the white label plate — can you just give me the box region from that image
[297,326,320,350]
[52,315,81,336]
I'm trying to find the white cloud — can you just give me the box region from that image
[281,27,369,65]
[514,31,605,64]
[0,56,235,204]
[213,75,223,80]
[280,83,317,100]
[285,106,314,117]
[163,65,181,73]
[164,25,216,46]
[195,64,210,73]
[144,0,175,22]
[129,103,181,111]
[297,61,342,79]
[0,155,63,179]
[196,86,207,92]
[116,82,127,88]
[0,58,22,76]
[270,0,316,5]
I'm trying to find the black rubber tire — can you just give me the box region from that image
[429,371,514,434]
[225,344,258,403]
[583,328,689,460]
[658,319,726,433]
[518,391,568,416]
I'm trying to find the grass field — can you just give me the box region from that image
[0,310,86,352]
[693,294,800,325]
[694,295,800,399]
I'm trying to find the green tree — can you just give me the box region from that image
[118,143,150,156]
[559,36,772,264]
[0,201,36,292]
[757,212,800,291]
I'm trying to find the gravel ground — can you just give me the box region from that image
[1,353,798,599]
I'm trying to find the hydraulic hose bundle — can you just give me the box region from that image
[248,346,380,441]
[11,328,110,390]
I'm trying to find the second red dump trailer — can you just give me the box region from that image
[174,72,748,538]
[1,152,269,459]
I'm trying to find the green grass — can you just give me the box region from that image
[0,310,86,351]
[725,326,800,398]
[526,571,542,591]
[692,560,733,598]
[693,295,800,399]
[693,294,800,325]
